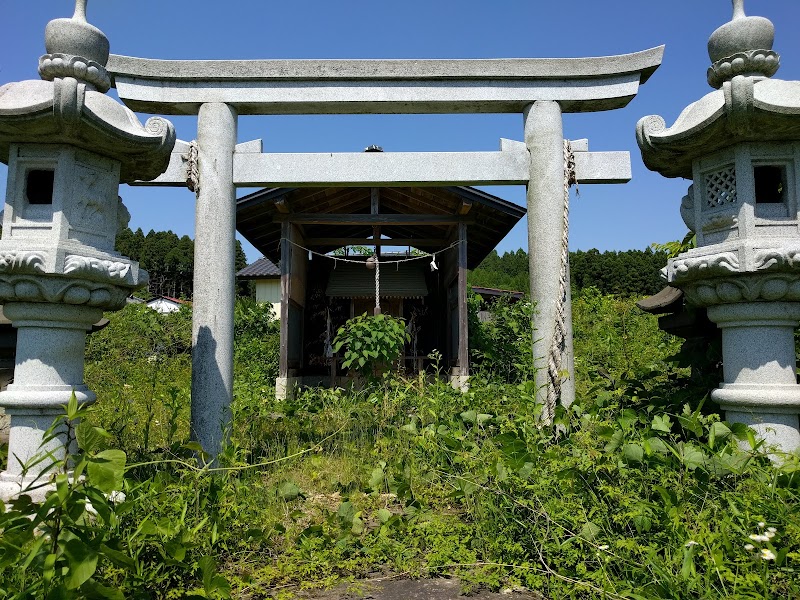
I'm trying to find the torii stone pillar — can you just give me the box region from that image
[191,103,237,457]
[524,101,575,414]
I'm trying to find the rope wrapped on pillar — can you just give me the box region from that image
[545,140,578,423]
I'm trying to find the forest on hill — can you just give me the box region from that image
[115,227,249,298]
[469,247,670,297]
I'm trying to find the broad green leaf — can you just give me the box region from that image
[708,421,732,448]
[99,544,136,570]
[337,501,356,523]
[277,480,301,501]
[377,508,392,523]
[460,410,477,424]
[63,539,98,589]
[681,545,696,580]
[644,437,669,456]
[476,413,493,426]
[76,423,109,454]
[604,429,624,453]
[579,521,602,542]
[622,443,644,463]
[80,581,126,600]
[368,466,385,492]
[400,421,418,434]
[651,414,672,433]
[681,444,707,471]
[351,515,365,535]
[86,450,126,493]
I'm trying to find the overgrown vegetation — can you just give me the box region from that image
[1,292,798,599]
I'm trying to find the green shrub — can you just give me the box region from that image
[469,293,535,383]
[332,313,410,379]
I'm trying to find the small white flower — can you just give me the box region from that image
[107,490,126,504]
[767,527,777,534]
[758,521,766,528]
[744,544,755,551]
[761,549,776,561]
[749,533,770,542]
[765,530,776,539]
[598,544,609,551]
[685,540,699,547]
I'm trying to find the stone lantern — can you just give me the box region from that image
[0,0,174,499]
[637,0,800,454]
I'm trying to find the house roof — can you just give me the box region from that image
[237,257,280,279]
[236,186,526,270]
[471,286,524,301]
[147,296,191,306]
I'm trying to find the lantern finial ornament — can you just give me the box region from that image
[73,0,88,22]
[732,0,746,20]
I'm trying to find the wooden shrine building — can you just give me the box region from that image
[236,186,525,395]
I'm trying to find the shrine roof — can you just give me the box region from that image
[236,186,525,271]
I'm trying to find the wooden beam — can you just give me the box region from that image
[279,221,291,379]
[276,214,469,226]
[457,223,469,378]
[306,237,444,247]
[458,199,473,215]
[370,188,380,214]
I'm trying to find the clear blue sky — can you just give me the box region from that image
[2,1,799,264]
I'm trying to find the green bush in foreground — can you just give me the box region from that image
[0,292,797,598]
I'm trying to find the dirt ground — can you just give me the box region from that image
[296,578,543,600]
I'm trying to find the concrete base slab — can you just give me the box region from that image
[296,577,540,600]
[449,375,469,393]
[0,471,54,503]
[276,376,299,400]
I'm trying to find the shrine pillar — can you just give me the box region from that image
[191,102,237,459]
[524,101,575,419]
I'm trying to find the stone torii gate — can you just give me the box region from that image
[108,44,663,455]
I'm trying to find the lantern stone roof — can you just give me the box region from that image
[636,0,800,180]
[0,0,175,182]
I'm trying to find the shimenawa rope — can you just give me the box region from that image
[544,140,578,424]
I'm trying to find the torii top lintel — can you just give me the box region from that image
[107,47,664,116]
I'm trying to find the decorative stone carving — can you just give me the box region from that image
[708,49,780,89]
[680,185,696,232]
[669,251,740,281]
[680,274,800,307]
[39,53,111,92]
[63,254,134,284]
[0,274,131,310]
[753,249,800,271]
[701,215,737,233]
[0,252,46,274]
